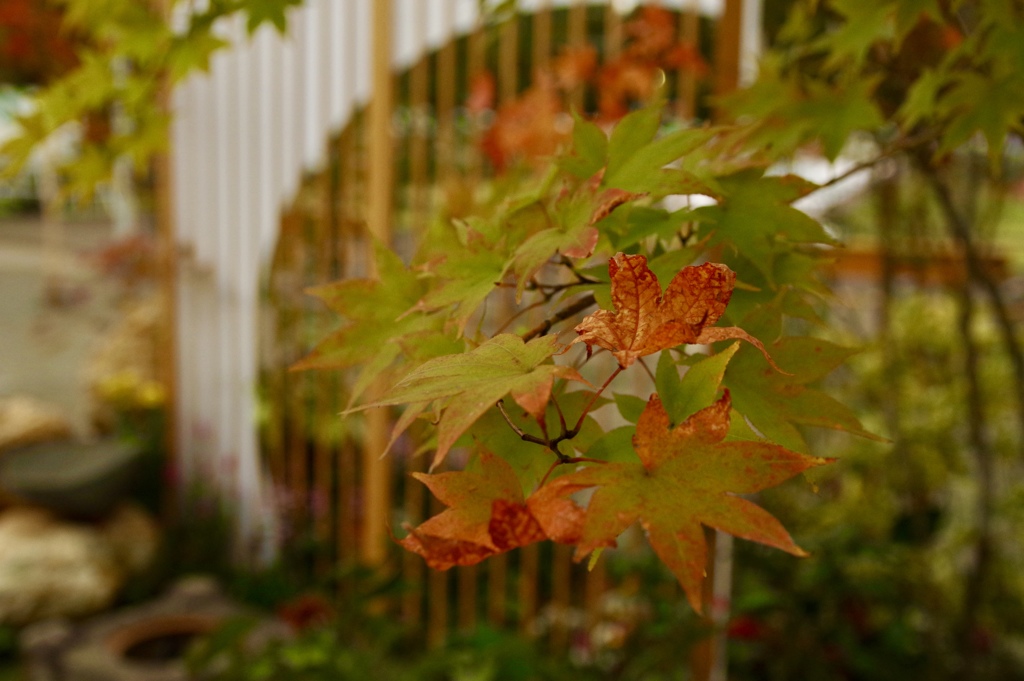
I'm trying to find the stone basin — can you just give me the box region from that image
[0,439,141,518]
[21,577,290,681]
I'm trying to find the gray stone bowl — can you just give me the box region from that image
[0,439,142,519]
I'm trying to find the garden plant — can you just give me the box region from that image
[3,0,1023,678]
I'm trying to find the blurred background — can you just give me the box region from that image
[1,0,1022,679]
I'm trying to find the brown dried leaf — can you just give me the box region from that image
[573,253,732,367]
[573,253,785,371]
[398,451,584,570]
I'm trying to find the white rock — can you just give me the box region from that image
[0,505,158,626]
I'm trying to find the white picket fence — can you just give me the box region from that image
[168,0,753,552]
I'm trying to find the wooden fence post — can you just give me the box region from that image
[361,0,395,567]
[154,0,178,524]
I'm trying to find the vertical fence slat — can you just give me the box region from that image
[604,4,622,61]
[498,13,519,102]
[532,1,552,71]
[427,490,449,647]
[567,0,587,110]
[458,565,478,630]
[400,0,431,626]
[487,552,508,626]
[518,545,539,633]
[402,455,427,623]
[155,0,178,523]
[550,544,572,649]
[678,0,700,119]
[361,0,395,567]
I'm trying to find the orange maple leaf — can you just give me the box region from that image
[398,451,583,570]
[573,253,778,369]
[542,391,830,612]
[480,78,566,171]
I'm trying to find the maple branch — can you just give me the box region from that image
[495,364,619,463]
[557,255,602,285]
[493,296,551,335]
[495,399,550,449]
[521,293,597,341]
[807,127,940,196]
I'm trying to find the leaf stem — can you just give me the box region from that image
[572,365,623,434]
[637,356,656,386]
[552,392,568,434]
[538,460,561,487]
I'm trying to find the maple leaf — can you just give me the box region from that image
[466,70,496,114]
[573,253,777,369]
[399,451,583,569]
[692,171,840,284]
[509,185,641,302]
[358,334,586,469]
[480,78,566,171]
[551,46,598,90]
[723,335,886,453]
[244,0,303,34]
[544,391,830,612]
[291,242,446,404]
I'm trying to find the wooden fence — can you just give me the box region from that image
[253,0,746,646]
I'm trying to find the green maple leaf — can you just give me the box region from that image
[359,334,586,469]
[728,72,883,161]
[543,391,829,612]
[587,343,743,462]
[603,126,717,197]
[656,342,741,426]
[168,29,228,81]
[593,101,717,197]
[243,0,303,34]
[723,335,885,453]
[292,243,443,403]
[559,111,607,179]
[416,218,510,334]
[893,0,942,41]
[693,171,837,285]
[818,0,895,69]
[508,185,609,301]
[898,67,947,130]
[937,71,1024,164]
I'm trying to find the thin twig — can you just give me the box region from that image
[953,277,994,677]
[558,255,602,285]
[521,293,597,341]
[495,399,550,449]
[494,295,551,335]
[808,128,940,195]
